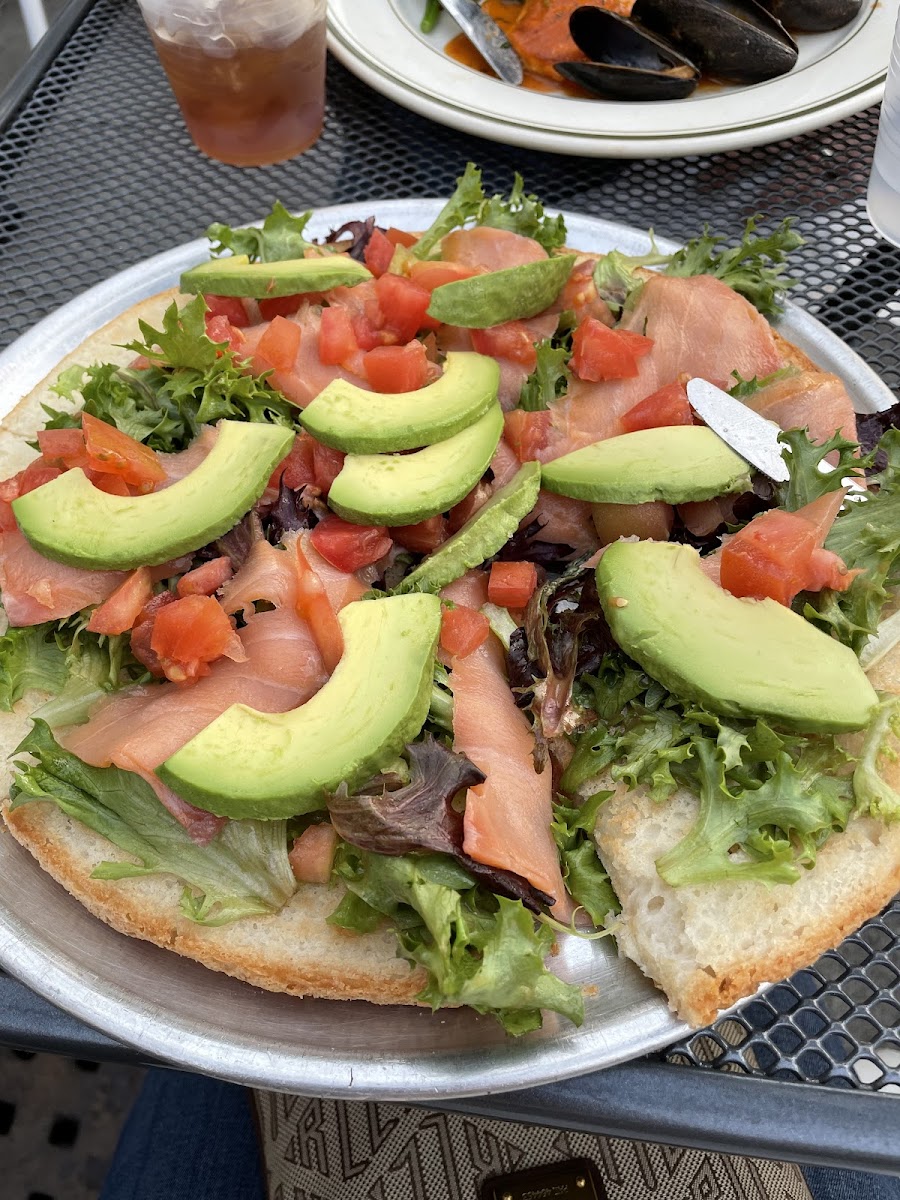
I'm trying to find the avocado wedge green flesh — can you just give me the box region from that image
[397,462,542,594]
[542,426,751,505]
[158,594,441,819]
[13,421,294,570]
[597,540,878,733]
[301,352,500,453]
[426,255,577,328]
[328,403,504,527]
[180,254,371,298]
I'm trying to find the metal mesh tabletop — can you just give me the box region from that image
[0,0,899,1120]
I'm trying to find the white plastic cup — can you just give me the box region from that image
[137,0,327,167]
[867,8,900,246]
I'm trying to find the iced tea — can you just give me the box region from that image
[140,0,326,167]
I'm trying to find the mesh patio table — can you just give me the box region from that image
[0,0,898,1171]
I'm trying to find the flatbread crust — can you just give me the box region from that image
[0,288,896,1024]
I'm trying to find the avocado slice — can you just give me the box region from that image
[426,255,577,328]
[596,540,878,733]
[328,403,504,527]
[158,593,441,819]
[13,421,294,570]
[397,462,541,594]
[542,427,752,505]
[301,352,500,453]
[180,254,371,299]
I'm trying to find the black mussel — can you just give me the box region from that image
[632,0,798,84]
[759,1,863,33]
[556,7,700,101]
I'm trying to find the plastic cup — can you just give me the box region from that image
[867,8,900,246]
[137,0,327,167]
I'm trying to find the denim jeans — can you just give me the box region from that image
[100,1068,900,1200]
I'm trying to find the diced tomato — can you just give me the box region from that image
[560,258,602,321]
[204,312,246,353]
[37,427,88,466]
[85,468,133,496]
[471,321,537,369]
[289,823,338,884]
[440,604,490,658]
[720,492,857,608]
[571,317,654,382]
[203,294,250,328]
[257,315,302,371]
[622,381,692,433]
[295,541,344,673]
[258,294,308,321]
[310,514,392,573]
[311,440,345,494]
[269,433,317,494]
[488,561,538,608]
[374,273,434,341]
[177,556,234,598]
[386,227,418,248]
[504,410,551,462]
[81,413,166,489]
[86,567,154,635]
[408,260,476,291]
[392,515,448,554]
[17,461,63,495]
[0,501,16,532]
[363,228,396,278]
[363,341,429,393]
[150,594,244,684]
[318,306,358,366]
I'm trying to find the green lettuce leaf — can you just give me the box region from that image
[551,791,619,925]
[0,625,68,711]
[412,163,486,260]
[562,654,854,886]
[592,240,669,318]
[727,367,799,400]
[852,696,900,822]
[206,201,322,262]
[776,427,866,512]
[46,298,297,454]
[11,722,296,925]
[519,340,570,412]
[329,847,583,1033]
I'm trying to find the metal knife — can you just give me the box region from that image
[439,0,524,85]
[686,377,790,484]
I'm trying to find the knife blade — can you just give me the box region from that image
[686,377,790,484]
[439,0,524,85]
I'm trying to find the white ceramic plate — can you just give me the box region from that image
[327,0,898,158]
[0,201,893,1099]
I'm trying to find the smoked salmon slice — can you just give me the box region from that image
[240,305,368,408]
[741,370,858,450]
[0,530,127,626]
[443,572,570,911]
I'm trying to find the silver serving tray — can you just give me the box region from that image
[0,202,892,1100]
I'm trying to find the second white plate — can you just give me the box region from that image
[327,0,897,158]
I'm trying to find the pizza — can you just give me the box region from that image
[1,165,898,1037]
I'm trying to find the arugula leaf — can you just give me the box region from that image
[330,846,583,1033]
[853,696,900,822]
[519,340,570,412]
[207,201,323,262]
[47,299,297,453]
[476,172,567,253]
[551,792,619,925]
[776,427,867,512]
[663,217,803,318]
[11,722,296,925]
[412,163,486,259]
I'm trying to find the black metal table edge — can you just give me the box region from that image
[0,0,98,133]
[3,972,898,1173]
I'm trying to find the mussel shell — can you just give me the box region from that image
[632,0,799,84]
[560,7,700,100]
[760,0,864,33]
[557,60,699,100]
